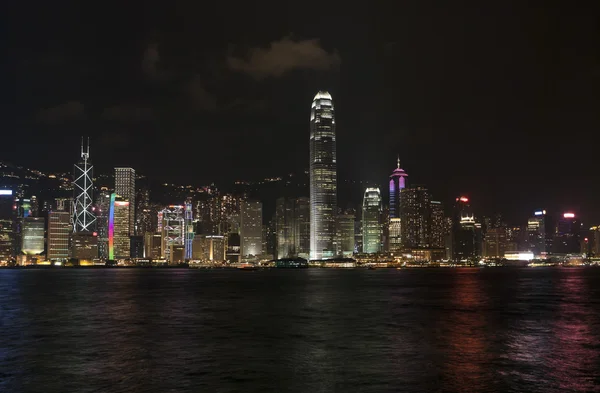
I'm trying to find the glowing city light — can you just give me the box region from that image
[0,190,12,195]
[108,193,116,260]
[563,213,575,218]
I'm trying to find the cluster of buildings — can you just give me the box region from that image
[0,92,596,267]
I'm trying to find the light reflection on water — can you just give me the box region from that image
[0,267,599,392]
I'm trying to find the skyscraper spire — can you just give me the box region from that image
[73,138,96,232]
[87,137,90,156]
[397,155,400,169]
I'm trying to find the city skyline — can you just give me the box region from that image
[5,1,599,224]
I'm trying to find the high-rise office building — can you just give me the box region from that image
[362,188,382,254]
[73,138,96,233]
[226,233,241,263]
[71,232,99,260]
[95,190,111,259]
[0,189,14,261]
[144,232,162,259]
[310,91,337,260]
[184,201,194,260]
[108,194,130,259]
[336,213,355,257]
[135,187,150,237]
[401,186,431,249]
[429,201,445,248]
[527,210,547,255]
[47,210,71,261]
[21,217,45,256]
[553,212,582,254]
[389,157,408,219]
[115,167,136,235]
[276,197,294,259]
[452,196,477,261]
[240,200,262,257]
[484,227,507,258]
[160,205,185,263]
[275,197,310,259]
[294,197,310,259]
[389,218,402,253]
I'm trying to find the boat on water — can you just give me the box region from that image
[238,263,258,271]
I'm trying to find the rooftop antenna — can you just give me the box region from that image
[397,154,400,169]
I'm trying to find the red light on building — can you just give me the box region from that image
[459,197,469,202]
[93,232,98,236]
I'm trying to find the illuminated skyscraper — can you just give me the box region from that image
[0,189,14,261]
[115,167,136,235]
[276,197,295,259]
[389,156,408,219]
[73,138,96,233]
[47,210,71,261]
[336,212,355,257]
[401,186,431,248]
[184,200,194,260]
[108,194,130,259]
[429,201,445,248]
[389,218,402,253]
[451,196,477,261]
[160,205,185,263]
[553,212,581,254]
[362,188,382,254]
[484,227,507,258]
[95,190,111,259]
[527,210,547,255]
[21,217,45,256]
[310,91,337,260]
[240,199,262,257]
[276,197,311,259]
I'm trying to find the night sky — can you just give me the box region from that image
[6,1,600,223]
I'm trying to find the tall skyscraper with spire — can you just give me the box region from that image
[389,156,408,219]
[73,138,96,233]
[309,91,337,260]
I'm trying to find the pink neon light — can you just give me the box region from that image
[563,213,575,218]
[459,197,469,202]
[115,201,129,206]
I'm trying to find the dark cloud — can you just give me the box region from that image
[35,101,85,124]
[227,37,340,79]
[142,44,160,78]
[226,98,269,114]
[187,74,217,111]
[102,104,153,122]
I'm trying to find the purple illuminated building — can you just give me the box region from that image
[389,156,408,219]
